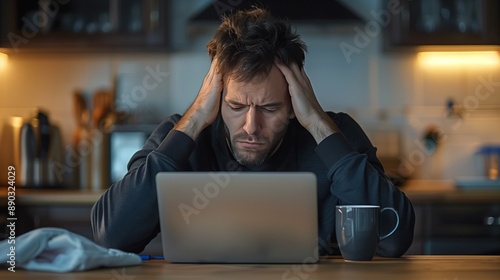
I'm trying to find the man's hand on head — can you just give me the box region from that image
[174,57,223,140]
[275,60,340,144]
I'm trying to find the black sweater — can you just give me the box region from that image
[91,112,415,256]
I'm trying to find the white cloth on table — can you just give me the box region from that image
[0,227,142,272]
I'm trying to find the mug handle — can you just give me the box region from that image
[379,207,400,241]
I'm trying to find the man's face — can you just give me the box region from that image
[221,65,294,167]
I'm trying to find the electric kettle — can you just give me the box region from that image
[0,109,65,187]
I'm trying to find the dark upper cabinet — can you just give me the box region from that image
[384,0,500,50]
[0,0,170,52]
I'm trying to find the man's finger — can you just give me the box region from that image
[211,57,219,73]
[275,60,299,88]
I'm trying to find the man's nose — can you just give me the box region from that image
[243,107,259,135]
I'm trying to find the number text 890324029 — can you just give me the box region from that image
[6,165,17,272]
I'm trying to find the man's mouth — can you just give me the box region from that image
[237,141,265,150]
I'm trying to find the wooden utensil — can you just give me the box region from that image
[92,90,113,129]
[72,90,91,189]
[73,90,89,128]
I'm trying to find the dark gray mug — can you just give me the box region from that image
[335,205,399,261]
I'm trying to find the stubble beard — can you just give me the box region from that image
[230,136,269,167]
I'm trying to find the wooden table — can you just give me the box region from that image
[2,255,499,279]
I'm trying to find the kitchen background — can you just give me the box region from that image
[1,0,500,185]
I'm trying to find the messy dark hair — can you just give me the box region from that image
[207,7,307,83]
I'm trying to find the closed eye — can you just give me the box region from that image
[229,105,246,111]
[260,106,280,113]
[258,102,283,113]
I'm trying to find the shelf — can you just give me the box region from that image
[383,0,500,52]
[0,0,170,52]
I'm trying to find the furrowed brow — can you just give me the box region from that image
[225,99,283,108]
[257,102,283,109]
[225,99,247,106]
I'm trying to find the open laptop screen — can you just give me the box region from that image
[155,172,318,263]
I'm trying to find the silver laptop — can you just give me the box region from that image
[155,172,318,263]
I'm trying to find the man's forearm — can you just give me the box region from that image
[91,151,168,252]
[91,117,195,252]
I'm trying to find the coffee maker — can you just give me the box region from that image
[0,109,64,188]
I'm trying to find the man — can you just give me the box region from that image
[91,8,415,257]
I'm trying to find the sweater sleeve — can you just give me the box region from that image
[315,112,415,257]
[90,115,195,253]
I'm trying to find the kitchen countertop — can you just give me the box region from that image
[400,179,500,203]
[2,180,500,206]
[0,188,105,206]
